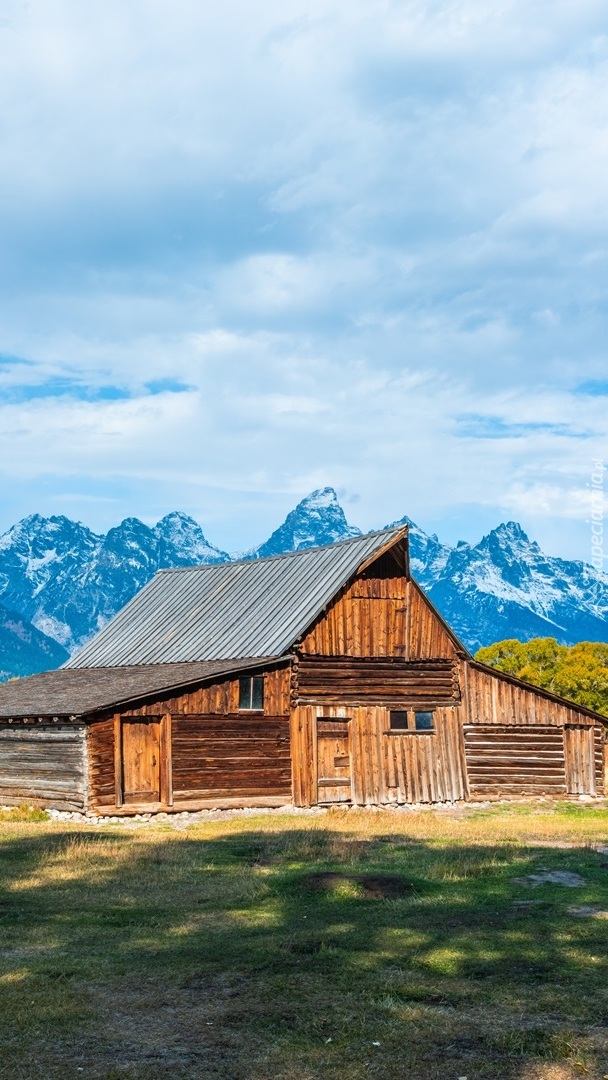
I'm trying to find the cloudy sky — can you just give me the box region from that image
[0,0,607,559]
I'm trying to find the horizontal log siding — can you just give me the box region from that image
[464,725,567,797]
[120,665,290,717]
[300,555,408,657]
[0,721,87,810]
[457,663,606,798]
[172,714,291,801]
[291,704,467,806]
[296,656,460,705]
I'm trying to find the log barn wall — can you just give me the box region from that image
[463,725,568,797]
[291,573,606,805]
[462,661,595,727]
[87,715,115,811]
[116,666,290,718]
[458,661,606,798]
[299,554,408,657]
[406,580,461,660]
[291,561,469,805]
[290,704,468,806]
[0,720,87,810]
[172,714,291,803]
[295,656,460,706]
[86,664,292,812]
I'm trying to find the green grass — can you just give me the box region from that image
[0,806,607,1079]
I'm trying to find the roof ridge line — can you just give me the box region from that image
[155,525,407,574]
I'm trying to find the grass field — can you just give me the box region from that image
[1,803,608,1080]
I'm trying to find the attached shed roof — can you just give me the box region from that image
[0,656,283,719]
[65,527,407,669]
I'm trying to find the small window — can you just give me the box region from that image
[239,675,264,711]
[414,711,434,731]
[387,709,435,733]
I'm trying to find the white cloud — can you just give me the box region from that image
[0,0,607,557]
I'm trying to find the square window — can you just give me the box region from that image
[414,711,434,731]
[389,710,409,730]
[238,676,264,711]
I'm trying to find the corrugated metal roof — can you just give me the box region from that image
[0,656,285,718]
[66,527,406,668]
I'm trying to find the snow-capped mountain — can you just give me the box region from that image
[0,512,228,660]
[249,487,361,559]
[0,488,607,679]
[419,520,608,653]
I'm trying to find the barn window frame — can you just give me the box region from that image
[386,708,436,734]
[238,675,265,711]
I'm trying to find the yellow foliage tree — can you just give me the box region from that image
[475,638,608,716]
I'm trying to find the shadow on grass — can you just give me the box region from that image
[0,826,607,1079]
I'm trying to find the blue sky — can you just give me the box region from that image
[0,0,607,559]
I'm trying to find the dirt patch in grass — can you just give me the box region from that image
[78,974,261,1078]
[302,871,412,899]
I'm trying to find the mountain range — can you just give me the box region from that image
[0,487,606,680]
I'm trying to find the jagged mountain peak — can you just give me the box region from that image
[156,510,197,528]
[300,486,343,510]
[492,520,530,540]
[154,511,229,566]
[480,520,539,552]
[0,511,101,548]
[250,487,361,559]
[0,507,229,665]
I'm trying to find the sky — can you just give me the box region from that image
[0,0,607,560]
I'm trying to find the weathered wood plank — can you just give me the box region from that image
[0,720,87,810]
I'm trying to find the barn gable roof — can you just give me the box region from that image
[65,527,408,669]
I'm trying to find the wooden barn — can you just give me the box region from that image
[0,526,605,813]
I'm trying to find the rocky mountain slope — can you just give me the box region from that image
[0,488,607,678]
[0,512,228,660]
[0,602,68,681]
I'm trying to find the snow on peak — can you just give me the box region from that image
[300,487,340,510]
[250,488,361,559]
[154,511,229,565]
[489,521,531,543]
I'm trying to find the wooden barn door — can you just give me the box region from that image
[316,718,352,803]
[564,725,596,795]
[121,718,162,804]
